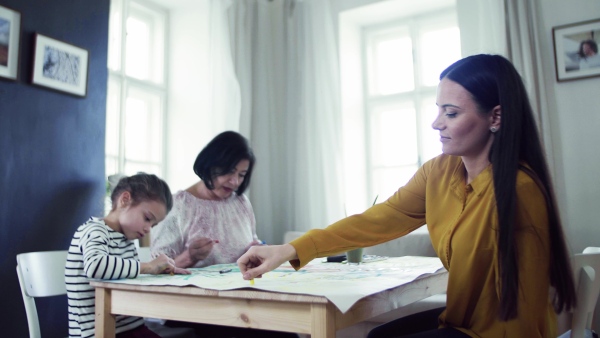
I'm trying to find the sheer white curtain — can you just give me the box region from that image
[208,0,241,133]
[457,0,556,171]
[285,0,345,233]
[229,0,345,244]
[503,0,557,172]
[229,0,290,245]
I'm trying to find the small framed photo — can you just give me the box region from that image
[0,5,22,81]
[552,18,600,82]
[31,33,89,97]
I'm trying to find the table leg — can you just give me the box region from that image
[95,286,116,337]
[310,303,336,338]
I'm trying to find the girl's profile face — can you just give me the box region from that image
[117,194,167,240]
[432,78,497,161]
[207,159,250,200]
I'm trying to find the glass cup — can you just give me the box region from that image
[346,248,364,264]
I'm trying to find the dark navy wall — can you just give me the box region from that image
[0,0,109,336]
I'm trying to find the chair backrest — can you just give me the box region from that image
[570,247,600,338]
[16,250,68,338]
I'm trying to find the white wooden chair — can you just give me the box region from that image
[559,247,600,338]
[17,250,68,338]
[17,249,195,338]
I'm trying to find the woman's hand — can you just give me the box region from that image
[141,253,190,275]
[188,237,216,262]
[236,244,297,280]
[174,237,216,268]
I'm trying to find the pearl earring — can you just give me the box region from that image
[490,127,498,133]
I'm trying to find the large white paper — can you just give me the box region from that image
[103,256,445,313]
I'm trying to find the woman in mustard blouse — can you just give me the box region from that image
[237,54,576,338]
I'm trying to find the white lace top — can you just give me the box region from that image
[150,190,259,268]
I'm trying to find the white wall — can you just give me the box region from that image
[538,0,600,254]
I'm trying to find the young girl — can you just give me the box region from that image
[65,173,189,338]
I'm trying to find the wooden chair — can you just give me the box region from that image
[17,250,68,338]
[17,249,195,338]
[559,247,600,338]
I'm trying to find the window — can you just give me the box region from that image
[363,11,461,202]
[105,0,168,180]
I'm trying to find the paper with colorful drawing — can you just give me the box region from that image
[104,256,445,313]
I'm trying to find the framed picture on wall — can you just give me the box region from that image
[31,33,89,97]
[0,5,22,81]
[552,18,600,82]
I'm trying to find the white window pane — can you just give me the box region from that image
[420,97,442,162]
[124,88,162,163]
[420,27,461,86]
[125,16,150,80]
[372,165,419,201]
[106,78,121,157]
[371,106,418,167]
[124,162,161,177]
[124,3,166,84]
[105,156,119,177]
[106,0,167,184]
[107,0,123,71]
[373,37,414,95]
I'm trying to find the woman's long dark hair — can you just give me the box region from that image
[440,54,576,320]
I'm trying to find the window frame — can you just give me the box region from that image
[361,9,459,202]
[106,0,169,180]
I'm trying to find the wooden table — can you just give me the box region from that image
[92,265,447,338]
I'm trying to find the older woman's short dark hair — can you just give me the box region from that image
[193,131,256,195]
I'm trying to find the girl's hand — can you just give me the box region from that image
[141,253,190,275]
[236,244,297,280]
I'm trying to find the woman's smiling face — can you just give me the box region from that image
[207,159,250,200]
[432,78,496,161]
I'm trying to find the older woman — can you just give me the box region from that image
[151,130,261,268]
[153,131,299,337]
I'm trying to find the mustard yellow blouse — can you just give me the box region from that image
[289,154,555,338]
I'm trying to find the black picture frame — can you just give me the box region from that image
[552,18,600,82]
[31,33,89,97]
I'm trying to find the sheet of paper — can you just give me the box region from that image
[103,256,445,313]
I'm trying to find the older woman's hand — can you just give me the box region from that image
[188,237,216,262]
